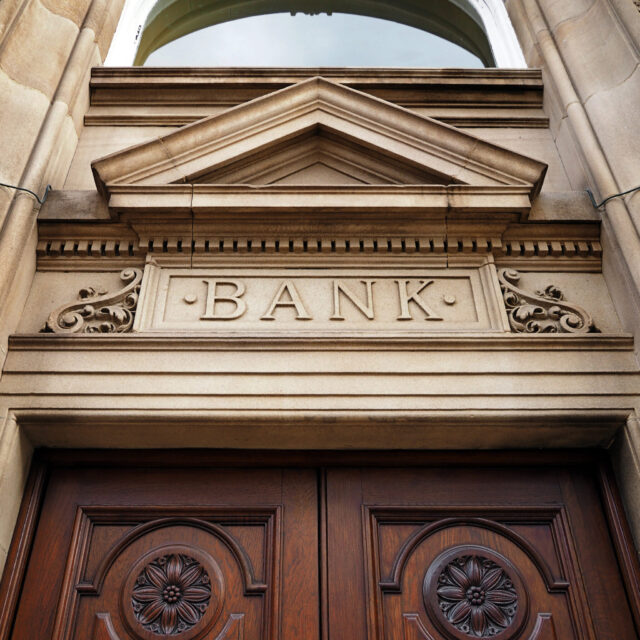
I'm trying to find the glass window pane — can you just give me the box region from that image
[144,13,485,67]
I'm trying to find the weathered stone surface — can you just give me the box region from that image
[47,116,80,189]
[40,0,90,28]
[0,0,79,100]
[465,127,572,192]
[0,224,37,354]
[68,44,101,136]
[0,71,50,189]
[0,0,26,43]
[552,116,589,191]
[611,415,640,554]
[0,415,32,569]
[64,125,179,189]
[91,0,126,59]
[585,66,640,195]
[537,0,596,32]
[529,191,599,221]
[553,1,639,102]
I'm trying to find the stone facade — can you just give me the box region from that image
[0,0,640,600]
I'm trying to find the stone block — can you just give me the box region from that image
[511,271,622,332]
[0,0,79,100]
[601,222,640,349]
[611,416,640,549]
[92,0,126,60]
[505,0,538,64]
[585,66,640,194]
[40,0,90,28]
[542,71,567,138]
[0,71,50,189]
[47,116,79,189]
[0,417,33,564]
[68,44,101,136]
[0,542,7,580]
[0,0,25,42]
[0,223,37,350]
[538,0,596,32]
[18,271,127,333]
[528,191,599,221]
[466,127,571,192]
[554,0,639,102]
[552,116,589,191]
[64,126,179,190]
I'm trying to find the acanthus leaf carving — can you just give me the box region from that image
[42,268,143,334]
[498,268,598,334]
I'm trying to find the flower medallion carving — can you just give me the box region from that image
[131,554,211,635]
[436,555,517,637]
[424,545,528,640]
[122,544,224,640]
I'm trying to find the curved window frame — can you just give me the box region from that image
[105,0,526,68]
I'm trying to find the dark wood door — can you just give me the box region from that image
[326,464,640,639]
[7,465,319,640]
[2,454,640,640]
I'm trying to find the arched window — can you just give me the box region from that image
[106,0,525,68]
[144,14,485,67]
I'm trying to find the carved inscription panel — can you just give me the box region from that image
[137,266,506,333]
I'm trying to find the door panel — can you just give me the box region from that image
[9,467,319,640]
[4,457,639,640]
[326,466,638,639]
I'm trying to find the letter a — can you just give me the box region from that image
[261,280,312,320]
[201,280,247,320]
[395,280,442,321]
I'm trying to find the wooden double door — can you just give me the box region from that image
[2,453,640,639]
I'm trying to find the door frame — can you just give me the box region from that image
[1,449,640,639]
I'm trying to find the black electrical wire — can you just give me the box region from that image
[0,182,51,205]
[586,185,640,209]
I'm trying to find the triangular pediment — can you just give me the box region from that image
[191,130,448,186]
[92,77,547,200]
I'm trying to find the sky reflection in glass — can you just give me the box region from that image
[145,13,485,67]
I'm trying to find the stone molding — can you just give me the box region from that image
[35,221,603,272]
[86,68,547,128]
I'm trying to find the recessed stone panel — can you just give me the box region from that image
[136,265,507,334]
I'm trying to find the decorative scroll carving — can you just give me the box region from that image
[43,268,142,333]
[498,268,597,334]
[424,546,528,640]
[131,553,212,636]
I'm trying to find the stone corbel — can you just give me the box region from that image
[498,268,598,334]
[42,268,143,334]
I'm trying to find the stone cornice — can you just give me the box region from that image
[87,68,547,129]
[90,67,545,108]
[8,333,634,351]
[35,216,602,271]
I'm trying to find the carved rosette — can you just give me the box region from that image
[131,554,211,635]
[43,267,143,334]
[122,545,224,640]
[436,555,517,637]
[424,546,528,640]
[498,268,597,334]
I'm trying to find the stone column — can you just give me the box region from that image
[0,0,124,366]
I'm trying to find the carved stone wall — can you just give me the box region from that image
[1,0,640,585]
